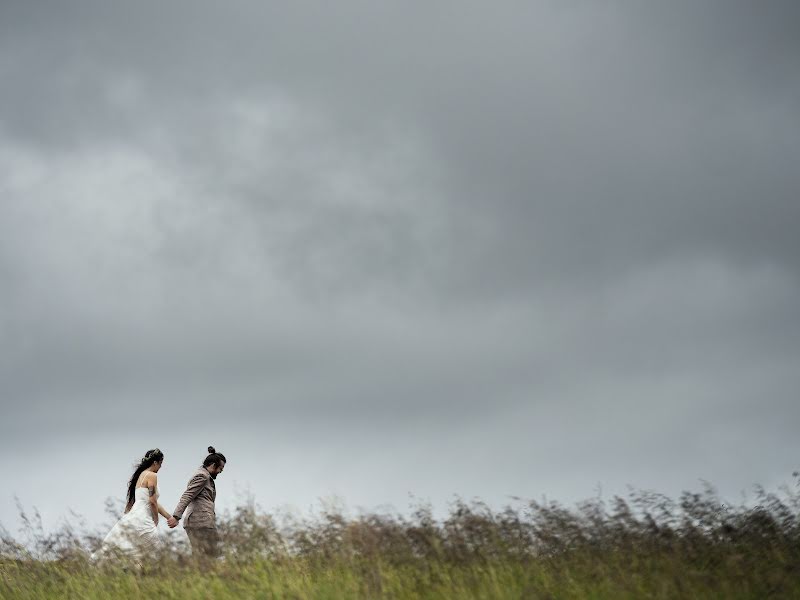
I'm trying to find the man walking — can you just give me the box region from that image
[170,446,226,559]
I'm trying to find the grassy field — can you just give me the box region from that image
[2,480,800,598]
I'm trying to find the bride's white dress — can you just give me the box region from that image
[92,486,160,560]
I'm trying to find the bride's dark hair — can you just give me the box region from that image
[203,445,226,468]
[126,448,164,507]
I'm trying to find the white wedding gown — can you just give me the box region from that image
[92,486,160,560]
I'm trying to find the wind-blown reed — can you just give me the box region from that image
[2,478,799,598]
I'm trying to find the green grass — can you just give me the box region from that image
[3,552,798,599]
[3,480,800,598]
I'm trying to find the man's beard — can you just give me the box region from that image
[210,472,217,479]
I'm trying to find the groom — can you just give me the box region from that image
[169,447,226,558]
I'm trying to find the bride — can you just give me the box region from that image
[92,448,174,561]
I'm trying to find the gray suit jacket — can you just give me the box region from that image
[173,467,217,529]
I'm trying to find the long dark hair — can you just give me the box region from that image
[126,448,164,506]
[203,445,226,468]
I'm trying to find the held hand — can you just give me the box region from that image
[167,516,179,528]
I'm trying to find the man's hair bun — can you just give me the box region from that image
[202,446,226,468]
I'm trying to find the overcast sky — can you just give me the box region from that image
[1,1,799,532]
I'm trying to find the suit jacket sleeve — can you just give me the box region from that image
[173,473,207,518]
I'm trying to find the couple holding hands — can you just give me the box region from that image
[93,446,226,562]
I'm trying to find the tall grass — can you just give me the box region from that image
[2,478,800,598]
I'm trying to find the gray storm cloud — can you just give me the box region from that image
[1,1,799,527]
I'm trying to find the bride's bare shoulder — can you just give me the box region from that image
[137,471,158,486]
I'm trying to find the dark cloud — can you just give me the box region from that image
[1,1,799,527]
